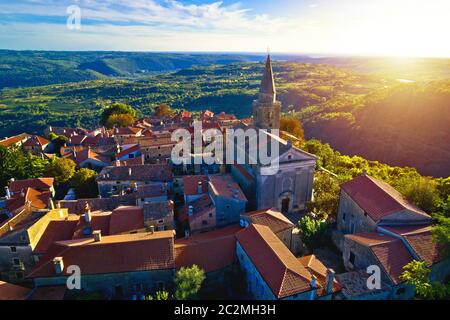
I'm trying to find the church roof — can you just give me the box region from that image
[260,55,276,95]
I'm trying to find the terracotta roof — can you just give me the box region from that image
[109,206,144,235]
[28,286,66,300]
[58,196,136,214]
[341,174,430,222]
[9,178,54,193]
[200,110,214,119]
[401,227,443,267]
[142,200,174,221]
[243,208,294,234]
[23,135,50,148]
[117,155,145,166]
[298,255,342,294]
[183,175,209,196]
[73,148,110,165]
[6,187,51,212]
[346,233,414,285]
[114,127,142,135]
[174,225,241,273]
[117,144,140,159]
[0,133,29,147]
[34,218,79,254]
[209,175,247,202]
[97,164,173,182]
[28,231,175,278]
[236,224,314,298]
[135,184,167,199]
[186,194,216,227]
[0,281,30,300]
[71,212,112,239]
[68,135,87,146]
[214,112,237,121]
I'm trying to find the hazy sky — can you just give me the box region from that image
[1,0,449,57]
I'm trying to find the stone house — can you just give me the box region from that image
[28,231,176,299]
[208,175,247,228]
[240,208,296,253]
[0,208,68,282]
[96,164,173,198]
[22,135,50,156]
[183,175,209,204]
[341,225,449,300]
[141,201,174,231]
[334,173,432,250]
[235,223,340,300]
[116,144,142,161]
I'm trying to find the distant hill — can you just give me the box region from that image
[0,56,449,177]
[0,51,269,89]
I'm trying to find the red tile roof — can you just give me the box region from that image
[117,144,140,159]
[117,155,145,166]
[23,135,50,148]
[9,178,54,193]
[209,175,247,202]
[114,127,142,136]
[73,148,110,165]
[135,184,167,199]
[6,187,52,211]
[236,224,314,298]
[97,164,173,182]
[174,225,241,273]
[34,218,79,254]
[341,174,430,222]
[68,135,87,146]
[183,175,209,196]
[0,133,29,147]
[0,281,30,300]
[243,208,294,234]
[71,213,112,239]
[346,233,414,285]
[29,231,175,278]
[401,227,443,267]
[109,206,144,235]
[298,255,342,294]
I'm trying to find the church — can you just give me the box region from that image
[231,55,317,214]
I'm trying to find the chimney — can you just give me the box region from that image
[149,225,155,234]
[184,229,190,239]
[309,275,317,301]
[197,181,203,194]
[93,230,102,242]
[56,201,61,209]
[53,257,64,274]
[84,203,92,224]
[115,159,121,167]
[4,186,11,199]
[362,169,367,176]
[188,205,194,217]
[128,168,132,176]
[20,189,25,198]
[326,268,335,295]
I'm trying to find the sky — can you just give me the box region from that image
[0,0,450,57]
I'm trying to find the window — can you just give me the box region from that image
[226,205,231,209]
[13,258,20,266]
[364,212,368,217]
[342,212,346,221]
[202,220,208,226]
[157,219,164,225]
[10,246,17,253]
[349,252,356,265]
[209,213,213,218]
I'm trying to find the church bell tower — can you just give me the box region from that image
[253,55,281,130]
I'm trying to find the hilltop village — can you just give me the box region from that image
[0,56,448,300]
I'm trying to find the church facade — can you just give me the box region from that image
[232,55,317,214]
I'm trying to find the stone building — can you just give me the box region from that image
[334,173,432,250]
[231,56,317,214]
[252,55,281,130]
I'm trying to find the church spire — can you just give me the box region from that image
[260,55,276,95]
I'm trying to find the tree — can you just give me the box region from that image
[105,113,135,129]
[280,116,305,144]
[298,216,329,250]
[45,157,76,184]
[71,168,98,198]
[306,171,340,221]
[154,103,174,118]
[174,265,206,300]
[397,177,440,213]
[51,135,69,154]
[100,102,136,127]
[432,212,450,257]
[155,290,170,300]
[400,260,450,299]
